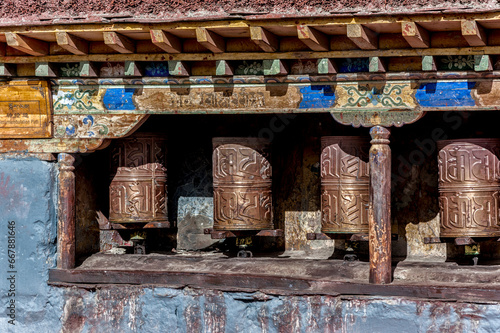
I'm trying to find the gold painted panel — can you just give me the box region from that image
[0,80,52,138]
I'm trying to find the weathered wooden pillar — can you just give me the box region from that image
[368,126,392,284]
[57,153,76,269]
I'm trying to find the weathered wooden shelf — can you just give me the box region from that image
[48,254,500,302]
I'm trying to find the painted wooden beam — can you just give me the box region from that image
[461,20,487,47]
[124,61,143,76]
[196,27,225,53]
[422,56,437,71]
[150,29,182,53]
[0,63,16,76]
[216,60,234,75]
[55,32,89,55]
[103,31,135,54]
[250,27,279,53]
[402,22,430,48]
[167,60,189,76]
[35,62,57,77]
[317,58,337,74]
[347,24,378,50]
[369,57,386,72]
[474,54,492,71]
[297,25,329,51]
[5,32,49,56]
[79,61,98,77]
[0,43,5,57]
[263,59,288,75]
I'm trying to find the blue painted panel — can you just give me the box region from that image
[299,85,336,109]
[103,88,136,110]
[416,81,476,107]
[339,58,369,73]
[144,62,169,76]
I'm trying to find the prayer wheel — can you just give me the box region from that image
[212,137,272,230]
[109,133,168,224]
[438,139,500,238]
[321,136,370,234]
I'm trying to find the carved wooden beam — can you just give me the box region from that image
[317,58,337,74]
[196,27,225,53]
[103,31,135,54]
[297,25,329,51]
[347,24,378,50]
[369,126,392,285]
[250,27,279,52]
[461,20,487,47]
[5,32,49,56]
[56,32,89,55]
[150,29,182,53]
[402,22,430,48]
[57,153,76,269]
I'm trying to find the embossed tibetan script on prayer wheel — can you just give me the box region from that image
[321,136,370,234]
[438,139,500,238]
[109,133,168,224]
[213,137,272,230]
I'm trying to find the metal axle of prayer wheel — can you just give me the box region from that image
[424,138,500,265]
[307,136,372,261]
[107,133,170,254]
[204,137,283,258]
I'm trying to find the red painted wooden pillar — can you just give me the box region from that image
[57,153,76,269]
[369,126,392,284]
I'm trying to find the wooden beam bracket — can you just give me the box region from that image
[462,20,487,47]
[347,24,378,50]
[263,59,288,75]
[297,25,329,51]
[35,62,57,77]
[6,32,49,56]
[250,27,279,53]
[196,27,225,53]
[317,58,337,74]
[216,60,234,75]
[150,29,182,53]
[56,32,89,55]
[402,22,430,48]
[167,60,190,76]
[103,31,135,54]
[369,56,387,73]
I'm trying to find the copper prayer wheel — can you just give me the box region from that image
[321,136,370,234]
[109,133,168,224]
[438,139,500,238]
[212,137,272,230]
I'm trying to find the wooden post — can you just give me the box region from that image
[369,126,392,284]
[57,153,76,269]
